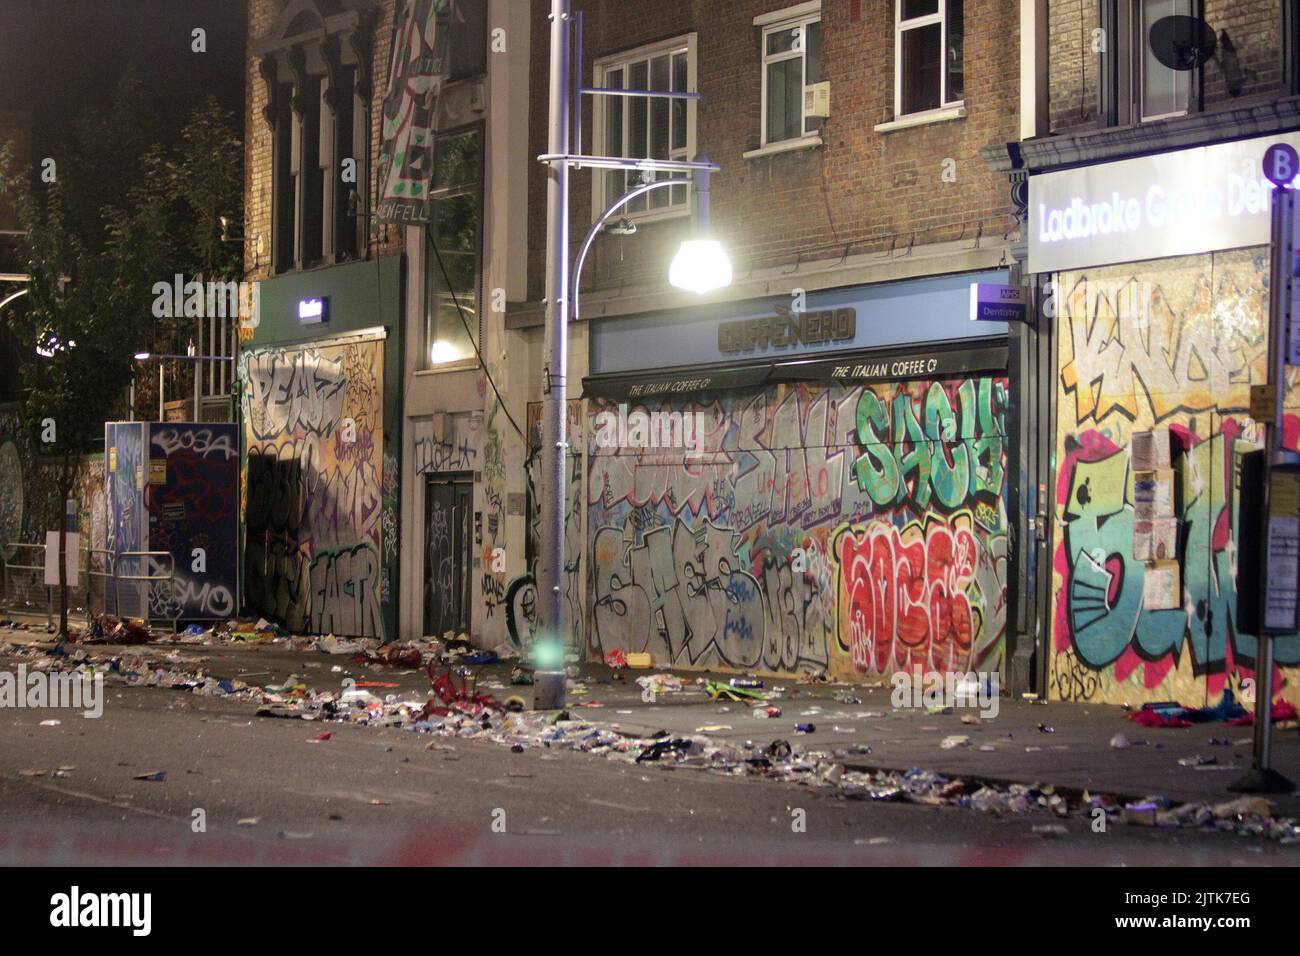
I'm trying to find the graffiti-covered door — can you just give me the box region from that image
[424,475,472,638]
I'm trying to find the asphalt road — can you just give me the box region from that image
[0,679,1294,865]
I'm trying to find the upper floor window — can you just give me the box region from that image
[759,3,823,147]
[446,0,489,80]
[256,4,374,276]
[593,35,697,221]
[424,126,484,368]
[1098,0,1196,125]
[895,0,964,117]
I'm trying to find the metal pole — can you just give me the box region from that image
[534,0,571,711]
[1232,185,1297,794]
[158,362,165,422]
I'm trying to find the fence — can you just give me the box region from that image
[1,543,175,633]
[112,550,178,635]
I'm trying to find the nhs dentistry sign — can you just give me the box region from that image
[1029,132,1300,273]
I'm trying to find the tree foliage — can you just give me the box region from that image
[0,77,242,637]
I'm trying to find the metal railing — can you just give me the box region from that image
[112,550,177,635]
[1,543,175,634]
[1,543,52,627]
[86,548,115,618]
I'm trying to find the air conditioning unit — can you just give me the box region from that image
[803,81,830,118]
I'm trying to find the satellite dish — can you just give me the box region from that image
[1149,15,1217,71]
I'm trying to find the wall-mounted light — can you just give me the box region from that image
[220,215,264,258]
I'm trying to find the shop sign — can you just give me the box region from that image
[1029,132,1300,273]
[718,307,855,354]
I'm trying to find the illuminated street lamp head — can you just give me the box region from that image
[668,157,731,295]
[669,238,732,294]
[134,351,151,361]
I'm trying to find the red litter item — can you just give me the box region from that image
[314,731,333,741]
[1126,710,1191,728]
[604,649,628,669]
[1226,700,1300,726]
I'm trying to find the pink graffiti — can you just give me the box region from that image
[835,519,979,676]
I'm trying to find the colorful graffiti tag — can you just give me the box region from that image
[587,376,1009,681]
[242,341,385,638]
[144,423,239,620]
[1050,251,1300,706]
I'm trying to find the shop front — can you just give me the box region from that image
[581,270,1014,684]
[1029,131,1300,708]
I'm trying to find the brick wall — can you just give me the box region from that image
[243,0,403,282]
[525,0,1021,302]
[1048,0,1100,130]
[1048,0,1286,134]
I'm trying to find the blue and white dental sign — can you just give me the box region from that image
[1029,132,1300,274]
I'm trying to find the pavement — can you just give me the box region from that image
[0,634,1296,865]
[2,610,1299,818]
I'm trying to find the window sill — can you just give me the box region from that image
[874,104,966,133]
[415,360,479,376]
[742,134,823,160]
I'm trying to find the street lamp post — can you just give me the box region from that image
[533,0,730,709]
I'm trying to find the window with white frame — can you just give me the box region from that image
[759,4,823,146]
[594,36,696,219]
[895,0,963,117]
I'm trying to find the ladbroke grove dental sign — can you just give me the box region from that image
[1028,132,1300,274]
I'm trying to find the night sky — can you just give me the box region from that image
[0,0,247,151]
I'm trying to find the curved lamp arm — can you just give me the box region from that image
[0,288,29,312]
[572,176,689,321]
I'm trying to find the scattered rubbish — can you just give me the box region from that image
[795,723,816,734]
[695,725,732,734]
[1177,754,1217,767]
[636,673,684,695]
[18,768,47,777]
[960,714,980,725]
[133,771,167,782]
[624,652,652,669]
[729,677,763,689]
[603,649,627,669]
[1110,733,1130,749]
[39,719,60,727]
[1036,723,1055,734]
[766,739,792,759]
[1123,802,1160,826]
[237,817,261,826]
[312,731,333,742]
[940,734,971,749]
[706,680,765,702]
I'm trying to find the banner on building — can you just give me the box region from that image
[376,0,451,224]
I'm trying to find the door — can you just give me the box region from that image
[423,475,472,638]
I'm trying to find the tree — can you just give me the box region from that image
[0,82,242,641]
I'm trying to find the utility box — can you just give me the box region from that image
[104,422,239,624]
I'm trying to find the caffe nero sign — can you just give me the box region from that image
[1029,131,1300,273]
[718,305,856,354]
